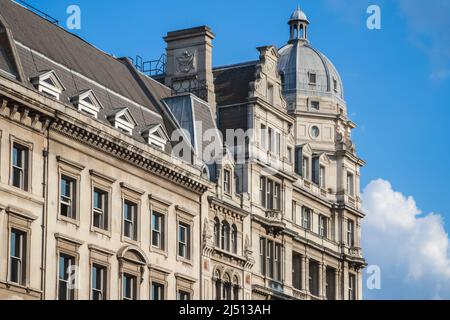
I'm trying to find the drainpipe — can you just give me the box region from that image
[40,121,50,300]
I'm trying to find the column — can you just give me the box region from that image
[318,263,324,298]
[322,264,328,299]
[302,256,309,293]
[334,268,340,300]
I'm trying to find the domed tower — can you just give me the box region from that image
[278,6,365,215]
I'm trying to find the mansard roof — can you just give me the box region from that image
[0,0,174,152]
[213,61,258,106]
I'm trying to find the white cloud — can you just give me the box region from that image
[362,179,450,299]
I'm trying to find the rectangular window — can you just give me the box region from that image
[152,212,165,250]
[223,169,231,194]
[123,200,137,240]
[9,229,26,285]
[60,175,76,219]
[326,267,336,300]
[320,166,326,188]
[151,282,165,300]
[274,243,282,281]
[287,146,292,163]
[267,240,274,279]
[259,237,266,275]
[275,132,281,156]
[268,128,274,153]
[177,290,191,300]
[260,237,282,281]
[333,78,338,92]
[273,183,280,210]
[260,177,266,208]
[91,264,106,300]
[347,220,355,247]
[12,143,28,190]
[122,274,137,300]
[302,157,309,179]
[302,207,311,230]
[309,72,317,85]
[266,180,272,209]
[311,101,320,110]
[347,172,355,196]
[309,261,320,296]
[93,188,108,230]
[260,124,267,149]
[58,254,75,300]
[292,252,302,290]
[319,215,328,238]
[349,274,356,300]
[178,222,191,260]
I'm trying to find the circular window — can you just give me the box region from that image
[311,126,320,138]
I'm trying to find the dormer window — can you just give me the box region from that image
[141,124,168,151]
[308,72,317,85]
[333,78,338,92]
[30,70,65,100]
[70,89,103,118]
[107,108,137,135]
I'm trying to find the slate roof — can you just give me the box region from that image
[213,61,258,106]
[0,0,174,152]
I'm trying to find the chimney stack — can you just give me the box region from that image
[164,26,216,117]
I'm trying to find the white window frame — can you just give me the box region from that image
[9,229,26,285]
[93,188,108,230]
[122,273,137,300]
[123,200,137,241]
[151,211,165,250]
[60,175,76,220]
[91,264,106,300]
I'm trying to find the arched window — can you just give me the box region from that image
[233,276,240,300]
[222,273,232,300]
[221,221,230,251]
[231,224,238,254]
[214,218,220,247]
[214,269,221,300]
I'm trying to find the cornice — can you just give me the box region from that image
[51,116,210,194]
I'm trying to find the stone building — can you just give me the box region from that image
[0,0,365,300]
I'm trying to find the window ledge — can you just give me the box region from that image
[90,226,112,238]
[57,215,80,227]
[150,246,168,258]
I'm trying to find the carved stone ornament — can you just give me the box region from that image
[202,217,214,248]
[176,50,195,74]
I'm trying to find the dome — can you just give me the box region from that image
[289,7,309,23]
[278,37,344,101]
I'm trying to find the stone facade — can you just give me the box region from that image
[0,1,365,300]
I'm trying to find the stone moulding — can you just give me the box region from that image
[51,117,210,194]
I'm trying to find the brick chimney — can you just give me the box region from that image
[164,26,216,116]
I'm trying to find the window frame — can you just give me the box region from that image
[151,211,166,251]
[59,174,77,220]
[91,263,107,300]
[223,169,231,195]
[122,273,138,300]
[9,228,27,286]
[177,222,191,261]
[347,171,355,197]
[10,138,32,192]
[57,253,76,300]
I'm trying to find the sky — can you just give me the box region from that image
[19,0,450,299]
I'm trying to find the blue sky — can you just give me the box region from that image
[21,0,450,299]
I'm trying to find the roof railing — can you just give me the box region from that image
[15,0,59,24]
